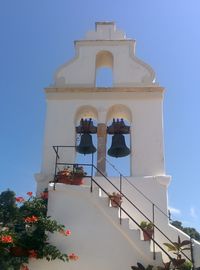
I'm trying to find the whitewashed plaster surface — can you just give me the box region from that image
[34,22,200,269]
[54,22,155,87]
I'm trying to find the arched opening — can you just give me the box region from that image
[96,67,113,87]
[95,51,113,87]
[106,105,132,177]
[74,106,98,176]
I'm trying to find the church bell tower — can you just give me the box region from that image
[35,22,167,194]
[31,22,200,270]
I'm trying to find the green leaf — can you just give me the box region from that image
[181,240,191,247]
[172,258,186,267]
[137,263,146,270]
[163,243,177,251]
[131,266,139,270]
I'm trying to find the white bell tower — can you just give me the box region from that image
[31,22,200,270]
[36,22,168,193]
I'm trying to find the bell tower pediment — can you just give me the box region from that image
[54,22,156,88]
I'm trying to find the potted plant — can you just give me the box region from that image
[163,236,191,270]
[56,167,72,184]
[108,192,123,208]
[71,165,87,185]
[0,190,78,270]
[56,165,87,185]
[140,221,154,241]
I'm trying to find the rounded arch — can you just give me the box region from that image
[95,50,113,69]
[74,105,98,124]
[106,104,132,177]
[106,104,132,123]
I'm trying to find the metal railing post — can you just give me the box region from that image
[90,153,94,193]
[190,238,195,270]
[120,174,122,225]
[54,146,59,180]
[53,146,59,190]
[152,203,156,260]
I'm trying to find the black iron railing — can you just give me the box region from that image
[52,145,194,267]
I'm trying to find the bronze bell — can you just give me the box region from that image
[76,118,97,134]
[76,133,96,155]
[107,118,130,134]
[107,134,130,158]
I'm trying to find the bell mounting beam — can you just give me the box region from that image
[97,123,107,175]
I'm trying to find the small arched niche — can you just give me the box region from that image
[106,105,132,177]
[75,106,98,174]
[95,50,113,87]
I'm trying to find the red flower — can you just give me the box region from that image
[69,253,79,261]
[60,229,71,236]
[15,196,24,203]
[27,192,33,196]
[1,235,13,243]
[24,215,38,223]
[29,249,37,258]
[65,229,71,236]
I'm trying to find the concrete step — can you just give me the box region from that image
[89,186,164,266]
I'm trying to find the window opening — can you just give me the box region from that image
[95,67,113,87]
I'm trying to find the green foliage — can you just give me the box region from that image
[0,190,75,270]
[164,236,190,255]
[131,237,192,270]
[179,261,192,270]
[171,220,200,242]
[163,236,191,270]
[140,221,154,230]
[0,190,18,225]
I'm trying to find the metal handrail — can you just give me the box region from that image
[92,164,192,262]
[52,145,192,263]
[104,156,170,220]
[90,176,173,261]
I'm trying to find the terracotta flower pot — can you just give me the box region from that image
[70,177,84,185]
[56,175,72,184]
[143,229,154,241]
[109,195,122,208]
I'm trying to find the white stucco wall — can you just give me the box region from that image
[33,22,200,270]
[54,22,155,87]
[36,87,165,193]
[29,184,163,270]
[30,181,200,269]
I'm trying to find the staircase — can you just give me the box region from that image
[47,146,196,270]
[87,184,164,266]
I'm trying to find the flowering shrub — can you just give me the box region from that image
[0,190,78,270]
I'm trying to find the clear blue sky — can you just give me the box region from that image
[0,0,200,231]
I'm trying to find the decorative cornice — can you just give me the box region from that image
[45,86,164,94]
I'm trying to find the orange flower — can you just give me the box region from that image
[1,235,13,243]
[15,197,24,203]
[29,249,37,258]
[27,192,33,196]
[24,215,38,223]
[69,253,79,261]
